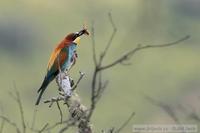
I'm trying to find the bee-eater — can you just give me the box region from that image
[35,28,89,105]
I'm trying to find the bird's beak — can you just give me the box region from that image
[77,29,90,37]
[73,37,81,45]
[74,28,89,45]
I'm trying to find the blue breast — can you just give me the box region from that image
[61,43,77,71]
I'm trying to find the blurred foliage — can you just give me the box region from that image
[0,0,199,132]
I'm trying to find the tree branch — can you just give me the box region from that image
[100,35,190,71]
[44,118,71,131]
[0,116,21,133]
[100,12,117,62]
[72,71,85,91]
[58,120,76,133]
[13,83,26,133]
[56,101,63,123]
[38,123,49,133]
[144,95,180,123]
[44,72,91,133]
[31,109,37,130]
[91,22,98,66]
[115,112,135,133]
[86,12,190,133]
[29,123,49,133]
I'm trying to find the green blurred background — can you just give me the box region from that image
[0,0,199,132]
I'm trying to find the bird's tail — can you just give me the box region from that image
[35,77,49,105]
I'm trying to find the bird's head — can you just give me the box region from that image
[65,27,89,45]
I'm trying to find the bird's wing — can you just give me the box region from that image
[46,47,68,75]
[47,45,63,71]
[46,43,76,77]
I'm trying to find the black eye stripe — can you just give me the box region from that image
[73,35,76,40]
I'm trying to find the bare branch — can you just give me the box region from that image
[13,83,26,133]
[91,68,98,96]
[0,115,21,133]
[100,35,190,71]
[87,13,118,122]
[115,112,135,133]
[100,12,117,62]
[88,80,108,121]
[72,71,85,91]
[44,72,91,133]
[44,96,64,107]
[144,95,180,123]
[8,91,18,101]
[45,122,61,131]
[95,81,109,105]
[91,22,98,66]
[38,123,49,133]
[88,13,190,127]
[58,120,76,133]
[44,71,85,107]
[189,111,200,122]
[109,128,115,133]
[31,109,37,130]
[30,123,49,133]
[177,104,200,122]
[56,101,63,123]
[44,118,71,131]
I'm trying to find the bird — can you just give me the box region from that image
[35,28,89,105]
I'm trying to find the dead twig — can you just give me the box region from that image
[56,101,63,123]
[72,72,85,91]
[38,123,49,133]
[88,12,189,132]
[30,123,49,133]
[13,82,26,133]
[88,12,118,121]
[100,35,190,71]
[0,115,21,133]
[144,95,180,123]
[44,71,89,133]
[100,12,117,62]
[115,112,135,133]
[44,118,72,131]
[31,109,37,130]
[44,96,64,107]
[58,120,76,133]
[91,21,98,66]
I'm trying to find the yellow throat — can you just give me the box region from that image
[73,37,81,45]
